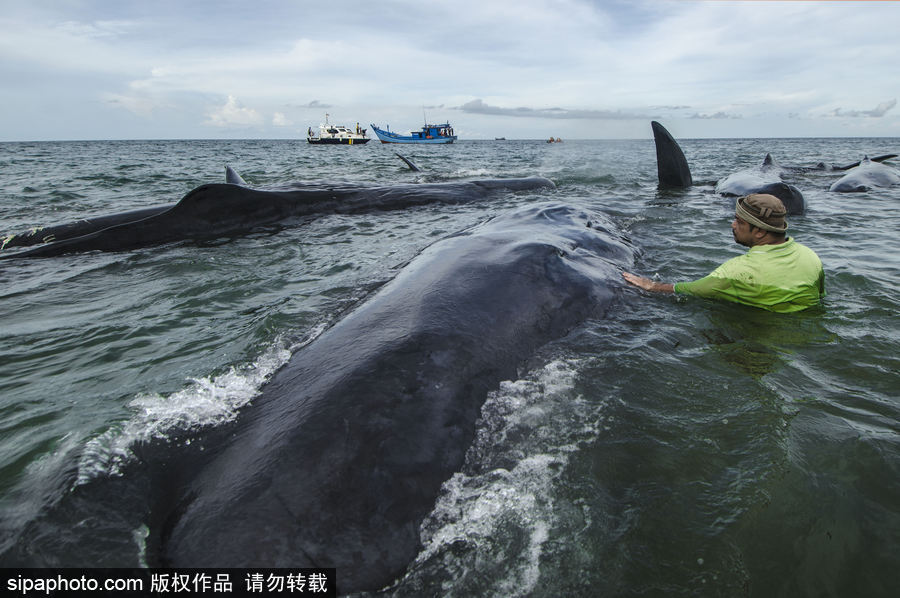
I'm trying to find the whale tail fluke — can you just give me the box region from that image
[651,121,692,188]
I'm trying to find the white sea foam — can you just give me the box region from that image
[454,168,495,178]
[402,358,610,597]
[75,326,326,484]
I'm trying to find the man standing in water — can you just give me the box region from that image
[622,193,824,313]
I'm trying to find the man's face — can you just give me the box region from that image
[731,217,755,247]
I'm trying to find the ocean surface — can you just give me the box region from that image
[0,136,897,597]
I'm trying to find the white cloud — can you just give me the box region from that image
[829,99,897,119]
[104,93,164,118]
[1,0,899,139]
[56,19,136,40]
[205,96,263,128]
[272,112,291,127]
[458,99,653,121]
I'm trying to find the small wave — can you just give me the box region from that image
[75,327,326,484]
[556,173,617,187]
[75,174,138,188]
[453,168,495,178]
[48,189,84,201]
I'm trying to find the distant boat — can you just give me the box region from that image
[370,122,457,144]
[307,115,369,145]
[547,137,563,143]
[495,137,506,141]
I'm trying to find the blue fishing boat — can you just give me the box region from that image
[370,122,457,144]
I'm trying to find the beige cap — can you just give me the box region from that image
[735,194,788,233]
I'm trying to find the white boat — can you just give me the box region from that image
[307,115,369,145]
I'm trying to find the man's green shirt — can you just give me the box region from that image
[674,238,825,313]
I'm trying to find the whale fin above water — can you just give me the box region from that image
[394,152,422,172]
[649,122,803,213]
[225,165,248,185]
[774,153,897,172]
[833,153,897,171]
[651,121,692,188]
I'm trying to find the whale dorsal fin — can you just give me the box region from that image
[651,121,692,188]
[225,166,248,186]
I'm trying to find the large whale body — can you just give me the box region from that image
[1,202,633,594]
[159,202,632,592]
[829,156,900,192]
[0,168,554,258]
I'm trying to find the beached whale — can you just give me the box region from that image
[160,201,632,591]
[829,156,900,192]
[0,168,554,258]
[772,154,897,173]
[0,201,633,595]
[714,154,805,215]
[650,121,805,214]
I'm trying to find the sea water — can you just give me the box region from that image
[0,137,897,596]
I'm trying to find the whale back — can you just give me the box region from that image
[157,202,633,592]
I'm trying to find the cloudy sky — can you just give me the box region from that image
[1,0,897,141]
